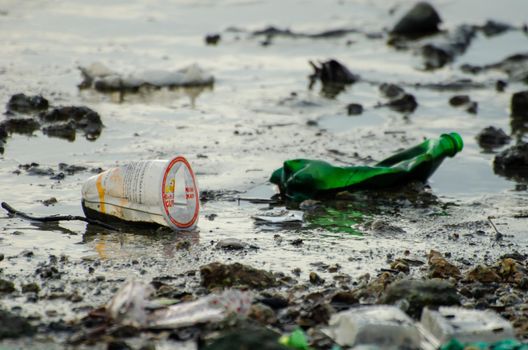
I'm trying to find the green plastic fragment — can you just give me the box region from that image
[278,329,311,350]
[440,338,528,350]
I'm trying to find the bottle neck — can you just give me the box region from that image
[439,132,464,157]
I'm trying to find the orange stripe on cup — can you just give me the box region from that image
[96,173,106,213]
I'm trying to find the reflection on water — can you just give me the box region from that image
[82,223,200,259]
[306,204,368,235]
[79,85,212,107]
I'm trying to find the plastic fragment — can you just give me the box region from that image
[253,208,304,224]
[279,329,311,350]
[106,280,154,327]
[440,338,528,350]
[148,289,252,329]
[421,307,515,343]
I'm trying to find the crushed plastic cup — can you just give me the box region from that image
[421,307,515,344]
[82,156,199,230]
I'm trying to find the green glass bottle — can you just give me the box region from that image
[270,132,464,201]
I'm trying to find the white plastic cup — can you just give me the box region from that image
[81,156,199,230]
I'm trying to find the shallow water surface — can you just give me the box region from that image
[1,0,528,339]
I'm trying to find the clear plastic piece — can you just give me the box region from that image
[420,306,515,344]
[324,305,422,349]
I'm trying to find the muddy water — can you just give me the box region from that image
[1,0,528,346]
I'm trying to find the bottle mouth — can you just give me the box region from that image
[441,132,464,156]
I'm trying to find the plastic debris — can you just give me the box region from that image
[421,307,515,344]
[253,208,304,224]
[279,329,311,350]
[440,338,528,350]
[323,305,422,349]
[106,280,154,327]
[82,156,199,231]
[106,281,252,329]
[270,132,463,201]
[79,62,214,91]
[148,289,252,329]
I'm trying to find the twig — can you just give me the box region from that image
[1,202,119,231]
[487,216,503,241]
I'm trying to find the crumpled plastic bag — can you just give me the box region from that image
[79,62,214,91]
[106,280,251,329]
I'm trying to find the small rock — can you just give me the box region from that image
[309,271,325,285]
[496,80,507,92]
[205,33,221,45]
[20,250,34,258]
[330,291,359,310]
[479,20,514,37]
[0,310,35,339]
[21,283,40,294]
[58,163,87,174]
[249,303,277,325]
[511,90,528,117]
[258,295,289,310]
[391,2,442,38]
[200,262,278,289]
[290,238,303,246]
[466,101,478,114]
[379,83,405,99]
[346,103,363,115]
[39,106,103,140]
[493,143,528,179]
[0,117,41,135]
[215,238,247,250]
[107,340,133,350]
[449,95,471,107]
[466,265,502,283]
[202,325,288,350]
[380,278,460,318]
[6,93,49,114]
[309,59,359,85]
[0,279,15,293]
[386,93,418,113]
[476,126,511,150]
[42,197,58,206]
[428,250,461,279]
[390,259,410,273]
[370,219,406,235]
[297,302,333,327]
[498,293,522,306]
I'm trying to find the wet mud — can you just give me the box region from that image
[1,0,528,349]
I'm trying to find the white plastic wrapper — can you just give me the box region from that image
[79,62,214,90]
[82,156,199,231]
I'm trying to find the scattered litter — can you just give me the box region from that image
[148,289,252,329]
[82,156,199,231]
[270,132,463,201]
[440,338,528,350]
[253,208,304,224]
[279,329,311,350]
[323,305,422,348]
[106,280,154,327]
[79,62,214,91]
[106,280,252,330]
[421,307,515,344]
